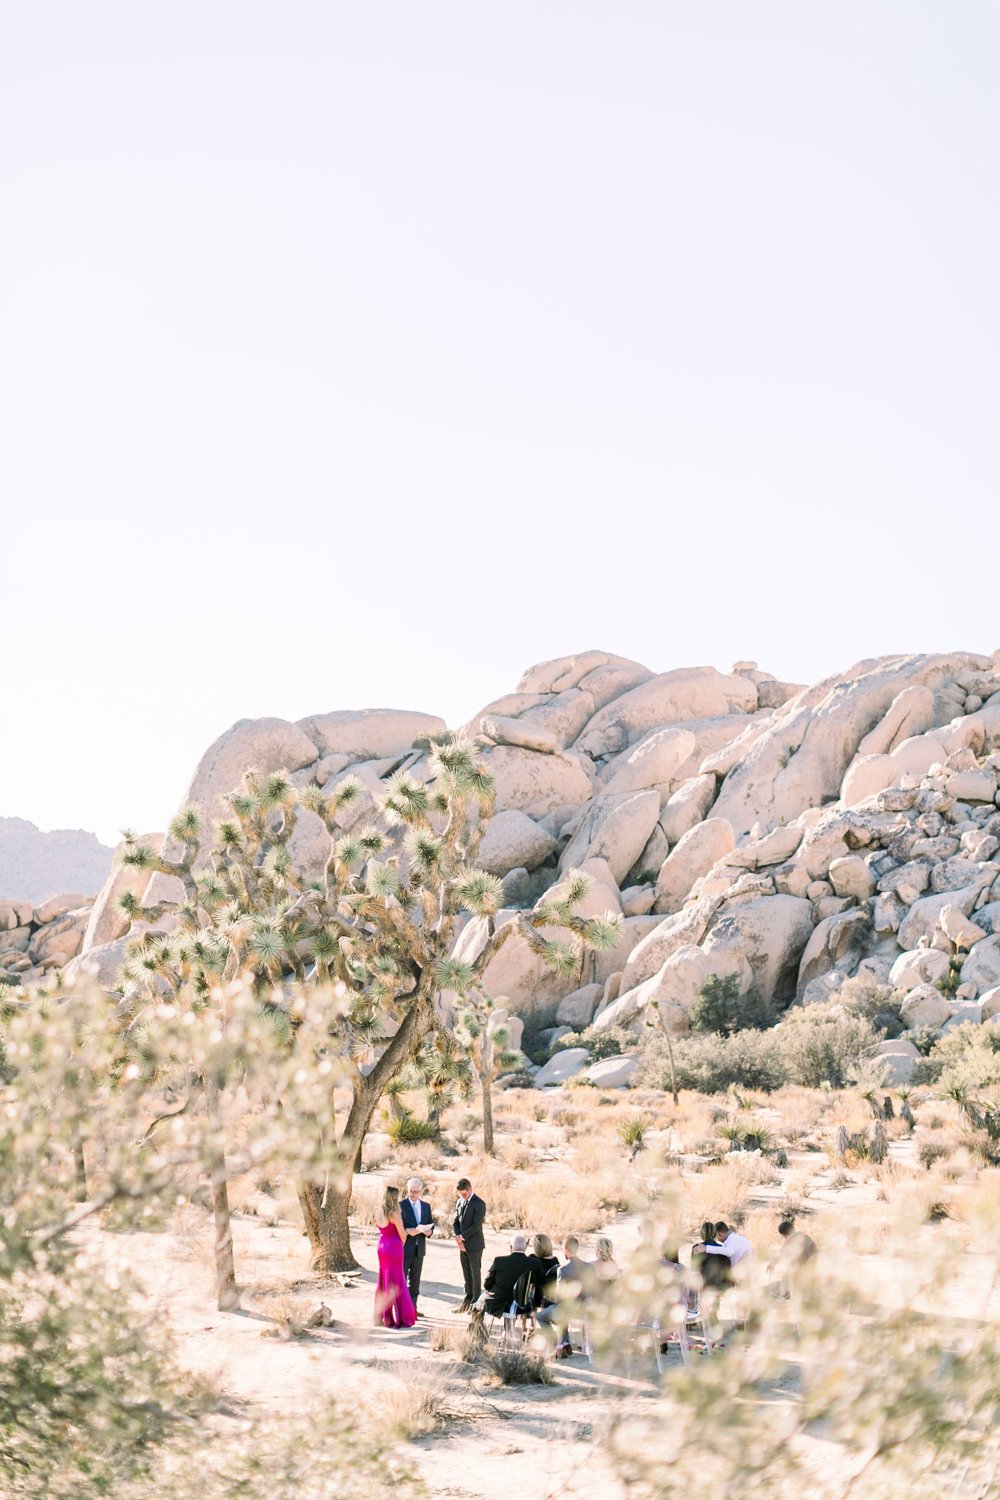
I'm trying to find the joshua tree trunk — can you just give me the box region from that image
[481,1070,495,1155]
[205,1077,240,1311]
[299,1176,358,1273]
[663,1027,679,1106]
[73,1139,88,1202]
[298,994,435,1274]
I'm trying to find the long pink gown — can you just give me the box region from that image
[375,1220,417,1328]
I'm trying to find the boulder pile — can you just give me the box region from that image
[51,649,1000,1083]
[0,893,93,988]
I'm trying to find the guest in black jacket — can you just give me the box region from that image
[526,1232,559,1310]
[482,1234,532,1315]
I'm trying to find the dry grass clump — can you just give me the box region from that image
[682,1157,772,1231]
[350,1179,384,1227]
[372,1361,457,1438]
[482,1344,554,1386]
[262,1295,314,1340]
[500,1142,534,1171]
[428,1325,481,1361]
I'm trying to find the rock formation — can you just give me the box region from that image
[0,817,113,903]
[27,647,1000,1079]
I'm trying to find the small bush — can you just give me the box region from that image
[617,1114,650,1154]
[555,1025,634,1061]
[688,974,772,1036]
[773,1005,879,1089]
[386,1114,439,1144]
[483,1345,554,1385]
[641,1029,786,1094]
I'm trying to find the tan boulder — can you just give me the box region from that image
[857,686,936,757]
[898,885,985,950]
[576,667,757,759]
[702,894,813,1004]
[796,908,871,997]
[481,714,561,755]
[875,1038,921,1086]
[712,653,991,839]
[601,726,696,798]
[483,745,593,818]
[296,708,444,761]
[29,910,89,968]
[620,893,724,990]
[0,899,34,931]
[559,790,661,885]
[659,775,717,845]
[654,819,735,914]
[828,855,875,901]
[889,947,950,990]
[961,936,1000,995]
[899,984,952,1029]
[478,811,558,876]
[841,754,896,808]
[33,892,89,926]
[939,904,987,948]
[726,824,803,871]
[517,651,651,702]
[555,983,604,1029]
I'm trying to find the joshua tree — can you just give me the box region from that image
[117,740,621,1272]
[453,991,520,1154]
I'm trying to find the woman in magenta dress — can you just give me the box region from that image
[375,1185,417,1328]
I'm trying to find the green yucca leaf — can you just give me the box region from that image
[455,869,504,916]
[365,861,399,901]
[169,806,201,841]
[581,914,623,951]
[435,957,475,993]
[117,890,140,916]
[382,772,430,823]
[356,825,386,856]
[120,844,156,869]
[334,835,363,867]
[215,820,242,848]
[259,772,293,809]
[332,775,362,806]
[539,939,580,977]
[312,928,338,960]
[250,923,283,964]
[297,783,327,815]
[263,845,293,879]
[229,792,256,818]
[561,869,592,907]
[404,828,442,871]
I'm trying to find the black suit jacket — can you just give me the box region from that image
[400,1197,434,1260]
[484,1251,532,1312]
[453,1193,486,1253]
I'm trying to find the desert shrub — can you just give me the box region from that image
[374,1362,455,1438]
[386,1113,439,1144]
[483,1345,554,1385]
[902,1025,941,1057]
[642,1029,786,1094]
[772,1004,879,1088]
[554,1024,634,1061]
[834,976,905,1037]
[688,973,772,1036]
[617,1113,650,1154]
[929,1025,1000,1094]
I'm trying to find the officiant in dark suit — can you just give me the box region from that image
[400,1176,435,1316]
[452,1177,486,1311]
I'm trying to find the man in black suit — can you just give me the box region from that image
[400,1176,434,1317]
[452,1177,486,1311]
[482,1234,532,1316]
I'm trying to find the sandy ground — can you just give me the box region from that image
[86,1121,1000,1499]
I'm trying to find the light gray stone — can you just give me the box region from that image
[828,855,875,901]
[889,947,950,990]
[478,810,558,876]
[961,936,1000,995]
[533,1047,589,1088]
[898,885,983,950]
[659,775,718,845]
[583,1055,639,1088]
[899,984,952,1029]
[555,983,604,1029]
[875,1038,921,1086]
[654,818,736,914]
[296,708,445,761]
[560,789,661,885]
[481,714,561,755]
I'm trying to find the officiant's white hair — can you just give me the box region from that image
[406,1176,423,1191]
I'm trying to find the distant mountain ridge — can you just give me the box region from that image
[0,817,114,903]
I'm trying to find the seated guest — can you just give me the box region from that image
[770,1219,817,1296]
[710,1220,754,1267]
[537,1235,592,1356]
[526,1233,559,1310]
[593,1236,620,1282]
[692,1221,733,1289]
[482,1234,532,1316]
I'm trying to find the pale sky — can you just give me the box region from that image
[3,3,999,846]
